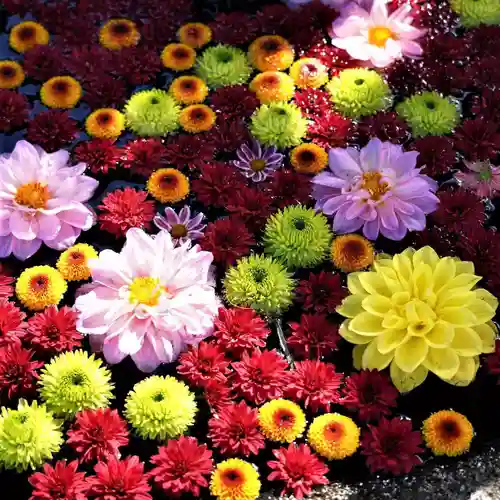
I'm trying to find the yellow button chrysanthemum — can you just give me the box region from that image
[9,21,49,53]
[0,61,25,89]
[40,76,82,109]
[249,71,295,104]
[337,246,498,393]
[258,399,306,443]
[56,243,98,281]
[85,108,125,140]
[16,266,67,311]
[170,76,208,104]
[289,58,329,89]
[147,168,190,203]
[99,19,140,50]
[210,459,261,500]
[178,23,212,48]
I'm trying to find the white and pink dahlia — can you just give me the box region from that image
[0,140,98,260]
[75,228,219,372]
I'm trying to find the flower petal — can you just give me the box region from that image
[423,347,459,380]
[395,336,428,373]
[349,312,385,336]
[361,339,394,370]
[390,362,428,393]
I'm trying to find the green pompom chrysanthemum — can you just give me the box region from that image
[396,91,460,138]
[196,44,252,88]
[224,254,295,316]
[263,205,332,269]
[124,376,197,440]
[38,350,114,419]
[449,0,500,28]
[0,400,62,471]
[124,89,181,136]
[250,102,308,149]
[326,68,391,118]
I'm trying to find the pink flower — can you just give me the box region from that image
[455,160,500,199]
[312,138,439,240]
[0,141,98,260]
[331,0,426,68]
[74,229,219,372]
[284,0,368,9]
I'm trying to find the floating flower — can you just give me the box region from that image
[449,0,500,28]
[161,43,197,71]
[204,379,235,413]
[248,35,294,72]
[73,140,120,175]
[85,108,125,140]
[23,45,61,81]
[9,21,49,53]
[410,136,456,178]
[193,162,242,207]
[357,111,409,145]
[289,58,329,89]
[124,376,197,440]
[0,267,14,299]
[121,138,168,177]
[180,104,216,133]
[210,85,259,120]
[0,299,26,348]
[226,187,273,232]
[56,244,98,282]
[178,22,212,48]
[27,110,78,152]
[258,399,306,443]
[147,168,190,204]
[0,89,28,131]
[170,75,209,104]
[210,459,261,500]
[308,111,353,149]
[455,160,500,199]
[0,61,25,89]
[312,138,439,240]
[290,143,328,174]
[99,19,140,50]
[154,205,206,245]
[82,75,127,109]
[295,271,347,314]
[40,76,82,109]
[210,12,259,45]
[16,266,67,311]
[233,139,284,183]
[331,234,374,272]
[250,71,295,104]
[337,246,498,392]
[453,118,500,162]
[294,88,331,120]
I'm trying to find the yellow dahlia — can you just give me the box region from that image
[258,399,306,443]
[249,71,295,104]
[289,58,329,89]
[16,266,67,311]
[331,234,374,272]
[85,108,125,140]
[147,168,190,203]
[170,75,208,104]
[290,143,328,174]
[40,76,82,109]
[337,246,498,393]
[56,243,98,281]
[210,459,261,500]
[179,104,216,133]
[9,21,49,53]
[161,44,196,71]
[0,61,24,89]
[178,22,212,48]
[99,19,140,50]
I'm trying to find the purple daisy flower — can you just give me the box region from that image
[233,139,284,182]
[153,205,206,245]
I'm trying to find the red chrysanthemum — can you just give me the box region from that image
[305,42,353,76]
[295,271,347,315]
[23,45,64,82]
[29,460,89,500]
[0,264,14,298]
[453,118,500,161]
[209,12,260,45]
[473,56,500,90]
[203,379,235,413]
[177,341,231,388]
[307,111,353,150]
[265,169,311,209]
[385,58,428,96]
[293,88,331,120]
[3,0,37,15]
[121,138,169,177]
[0,299,26,348]
[361,417,423,475]
[342,370,399,422]
[149,436,213,497]
[73,140,120,175]
[471,88,500,124]
[226,186,274,232]
[164,135,215,169]
[208,401,265,457]
[82,75,128,109]
[355,111,409,145]
[232,349,288,405]
[88,456,152,500]
[205,119,250,154]
[98,188,156,238]
[141,19,177,47]
[113,47,163,86]
[256,4,291,34]
[281,7,325,49]
[288,314,340,360]
[66,409,129,464]
[210,85,259,121]
[468,25,500,59]
[409,136,456,178]
[424,57,475,95]
[27,110,79,153]
[199,218,255,267]
[409,226,457,259]
[0,89,29,132]
[486,339,500,382]
[64,47,116,82]
[267,443,329,500]
[213,307,270,357]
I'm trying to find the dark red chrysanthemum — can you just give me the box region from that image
[288,314,340,360]
[29,460,89,500]
[281,7,325,49]
[73,140,120,175]
[0,265,14,298]
[267,443,329,500]
[88,456,151,500]
[3,0,37,15]
[210,85,259,121]
[232,349,288,405]
[82,75,128,109]
[23,45,63,81]
[121,138,169,177]
[0,89,29,132]
[256,4,291,34]
[98,188,156,238]
[208,401,265,457]
[424,57,475,94]
[409,226,457,259]
[486,339,500,382]
[27,110,78,153]
[471,88,500,124]
[307,111,353,149]
[199,218,255,267]
[66,409,129,464]
[342,370,399,422]
[113,47,162,86]
[385,58,428,96]
[265,169,311,209]
[205,119,250,154]
[285,360,342,414]
[295,271,347,315]
[473,56,500,90]
[468,25,500,59]
[209,12,259,45]
[293,88,331,120]
[226,186,273,232]
[64,46,116,82]
[409,136,456,178]
[361,417,423,475]
[149,436,213,497]
[203,379,235,413]
[177,341,231,388]
[213,307,270,357]
[453,118,500,161]
[305,42,353,76]
[0,299,26,348]
[164,135,215,170]
[141,19,177,47]
[355,111,409,145]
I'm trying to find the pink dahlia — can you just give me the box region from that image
[455,160,500,199]
[0,141,98,260]
[74,229,219,372]
[312,138,438,240]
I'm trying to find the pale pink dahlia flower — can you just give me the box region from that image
[312,138,439,240]
[0,140,98,260]
[75,228,219,372]
[331,0,426,68]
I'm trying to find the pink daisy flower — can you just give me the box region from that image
[455,160,500,199]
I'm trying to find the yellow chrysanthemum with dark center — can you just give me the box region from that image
[99,19,140,50]
[331,234,374,272]
[9,21,49,53]
[210,459,261,500]
[170,76,209,104]
[178,22,212,48]
[16,266,67,311]
[422,410,474,457]
[289,58,329,89]
[86,108,125,140]
[248,35,294,72]
[0,61,25,89]
[56,243,98,281]
[179,104,216,133]
[307,413,360,460]
[258,399,306,443]
[290,143,328,174]
[40,76,82,109]
[249,71,295,104]
[147,168,190,203]
[161,43,197,71]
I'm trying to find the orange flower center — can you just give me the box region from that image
[171,224,188,238]
[298,150,316,165]
[15,182,50,209]
[262,75,279,87]
[96,112,112,125]
[439,419,461,439]
[159,174,178,189]
[324,422,345,441]
[18,26,36,41]
[181,80,195,91]
[173,48,189,60]
[69,251,85,265]
[187,27,201,40]
[341,239,368,260]
[273,409,295,428]
[111,22,131,36]
[30,274,49,293]
[191,108,208,121]
[1,66,15,78]
[52,80,69,94]
[360,172,390,201]
[222,469,245,487]
[262,39,280,53]
[368,26,395,48]
[250,159,266,172]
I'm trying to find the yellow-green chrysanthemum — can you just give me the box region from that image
[258,399,306,443]
[56,243,98,281]
[0,60,25,89]
[337,246,499,393]
[249,71,295,104]
[449,0,500,28]
[9,21,49,53]
[289,58,329,89]
[85,108,125,139]
[210,459,261,500]
[40,76,82,109]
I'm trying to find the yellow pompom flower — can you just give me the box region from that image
[307,413,360,460]
[40,76,82,109]
[178,22,212,48]
[331,234,374,272]
[56,244,98,281]
[9,21,49,53]
[248,35,294,72]
[289,58,329,89]
[0,61,24,89]
[147,168,190,203]
[85,108,125,140]
[337,246,499,393]
[179,104,216,133]
[210,459,261,500]
[258,399,306,443]
[290,143,328,174]
[99,19,140,50]
[249,71,295,104]
[170,76,208,104]
[16,266,67,311]
[422,410,474,457]
[161,43,196,71]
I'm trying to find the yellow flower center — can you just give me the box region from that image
[368,26,395,47]
[14,182,50,209]
[360,172,390,201]
[129,277,162,307]
[250,159,267,172]
[171,224,188,238]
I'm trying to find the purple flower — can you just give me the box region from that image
[233,140,284,183]
[312,138,439,241]
[154,206,206,245]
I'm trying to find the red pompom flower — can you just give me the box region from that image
[73,140,120,175]
[210,85,259,121]
[265,169,311,209]
[0,89,29,132]
[27,110,78,153]
[307,111,353,149]
[164,135,215,169]
[203,379,235,413]
[295,271,347,315]
[121,138,169,177]
[0,265,14,299]
[0,299,26,348]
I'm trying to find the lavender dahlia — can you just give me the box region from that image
[233,139,284,182]
[154,206,206,245]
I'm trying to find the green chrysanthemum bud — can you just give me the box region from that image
[449,0,500,28]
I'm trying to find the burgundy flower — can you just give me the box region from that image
[209,12,259,45]
[0,89,29,132]
[205,119,250,154]
[0,299,26,348]
[3,0,37,15]
[27,110,78,153]
[409,226,457,259]
[361,417,423,475]
[112,47,163,86]
[141,20,177,47]
[67,409,129,464]
[425,58,475,94]
[486,339,500,382]
[385,58,428,96]
[82,75,128,109]
[210,85,259,121]
[471,88,500,124]
[64,46,116,83]
[0,265,14,298]
[164,135,215,170]
[305,42,353,76]
[473,56,500,89]
[23,45,64,81]
[295,271,347,315]
[355,111,409,145]
[267,443,329,499]
[293,88,333,120]
[73,140,120,175]
[256,4,291,34]
[285,360,342,413]
[469,25,500,59]
[409,136,456,178]
[121,138,169,177]
[265,169,311,209]
[307,111,353,149]
[225,186,273,232]
[453,118,500,161]
[203,379,235,413]
[149,437,213,497]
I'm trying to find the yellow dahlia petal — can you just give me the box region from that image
[449,327,482,357]
[432,257,457,292]
[425,322,454,348]
[474,288,499,310]
[437,291,476,309]
[448,356,478,386]
[413,246,439,270]
[347,273,366,295]
[339,321,372,345]
[337,294,366,318]
[442,273,481,293]
[381,312,408,330]
[395,337,428,373]
[349,312,384,336]
[438,307,477,327]
[377,329,410,354]
[353,344,367,370]
[390,362,428,393]
[423,347,460,380]
[468,299,496,324]
[358,272,390,296]
[412,263,433,298]
[361,341,394,370]
[473,322,497,353]
[362,295,392,316]
[454,259,475,275]
[392,252,413,285]
[377,267,404,294]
